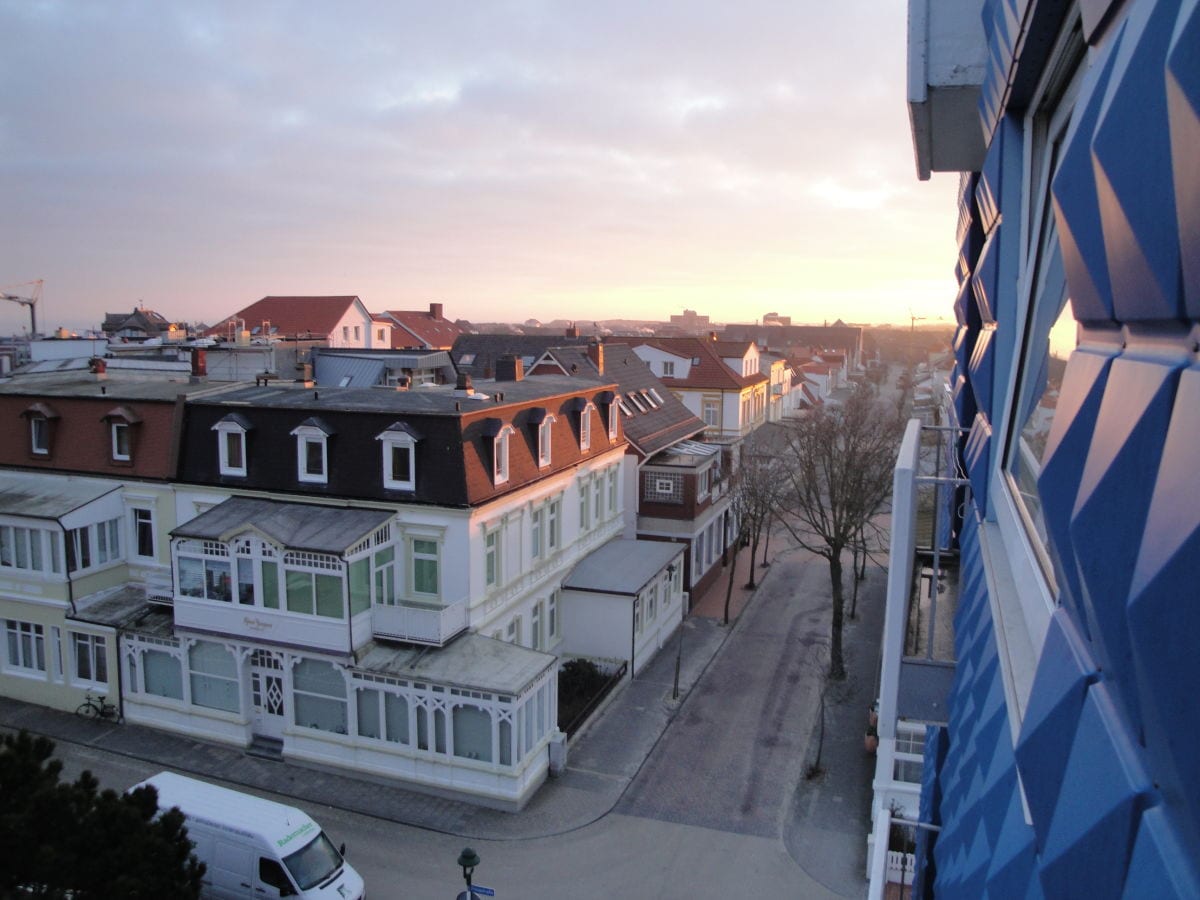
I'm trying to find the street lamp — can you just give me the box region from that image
[669,562,684,700]
[457,847,480,899]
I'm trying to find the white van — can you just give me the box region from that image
[131,772,365,900]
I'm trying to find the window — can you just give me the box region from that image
[608,466,619,512]
[646,584,657,622]
[111,423,131,461]
[579,403,593,452]
[645,472,683,504]
[607,402,619,440]
[493,426,513,485]
[354,325,361,341]
[188,641,239,712]
[376,328,385,342]
[548,590,559,640]
[286,570,343,618]
[453,705,492,762]
[142,648,183,699]
[537,418,554,467]
[373,546,395,605]
[634,597,642,634]
[377,426,418,491]
[531,508,544,559]
[66,518,121,573]
[178,554,232,602]
[662,360,675,377]
[485,529,500,586]
[628,393,647,413]
[72,633,107,685]
[30,417,49,455]
[293,658,347,733]
[698,467,711,498]
[5,620,46,674]
[131,507,155,559]
[703,398,720,427]
[506,616,522,645]
[411,539,439,597]
[214,420,248,477]
[342,326,350,341]
[0,524,58,573]
[649,388,665,406]
[531,601,543,651]
[548,498,561,551]
[357,687,409,744]
[291,423,330,484]
[579,480,591,531]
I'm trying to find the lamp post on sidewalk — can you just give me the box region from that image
[456,847,480,899]
[669,563,685,700]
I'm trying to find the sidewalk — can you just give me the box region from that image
[0,560,749,841]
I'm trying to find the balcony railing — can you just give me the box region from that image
[372,597,468,647]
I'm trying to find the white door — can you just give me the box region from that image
[250,650,286,740]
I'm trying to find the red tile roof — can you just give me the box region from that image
[207,296,362,339]
[384,309,467,350]
[609,336,767,391]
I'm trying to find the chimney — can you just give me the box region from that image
[454,371,474,396]
[88,357,107,379]
[709,331,718,342]
[190,347,207,377]
[587,340,604,375]
[565,322,580,338]
[495,354,524,382]
[429,302,444,321]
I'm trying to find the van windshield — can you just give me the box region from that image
[283,831,342,891]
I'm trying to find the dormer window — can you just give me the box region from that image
[101,406,141,465]
[628,393,647,413]
[213,414,251,477]
[579,402,595,452]
[662,361,675,377]
[290,418,333,485]
[377,422,421,491]
[487,422,514,485]
[21,402,58,457]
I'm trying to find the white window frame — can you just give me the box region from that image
[702,398,720,427]
[71,631,108,686]
[607,403,619,439]
[662,360,675,377]
[579,403,595,452]
[214,421,247,477]
[531,507,544,560]
[291,425,329,484]
[30,417,49,455]
[130,506,155,560]
[485,528,500,588]
[531,601,543,651]
[548,590,559,641]
[409,537,440,599]
[547,498,561,551]
[5,620,46,675]
[111,422,131,462]
[537,416,555,468]
[378,430,417,491]
[493,425,514,485]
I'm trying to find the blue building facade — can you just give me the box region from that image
[902,0,1200,895]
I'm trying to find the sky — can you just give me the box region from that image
[1,1,961,335]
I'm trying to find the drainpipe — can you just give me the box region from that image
[630,597,637,681]
[55,518,77,616]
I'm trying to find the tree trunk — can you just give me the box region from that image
[828,552,846,680]
[723,531,741,625]
[760,514,772,567]
[745,526,761,589]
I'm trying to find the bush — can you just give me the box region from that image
[557,659,609,730]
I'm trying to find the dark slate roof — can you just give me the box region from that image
[356,632,556,695]
[564,539,685,596]
[451,333,592,379]
[543,345,705,459]
[171,496,393,553]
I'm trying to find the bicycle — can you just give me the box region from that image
[75,692,123,723]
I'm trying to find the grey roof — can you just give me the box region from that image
[0,373,230,401]
[171,496,393,554]
[0,472,120,520]
[202,375,608,416]
[564,539,685,596]
[313,355,386,388]
[451,334,593,378]
[545,345,706,458]
[70,585,160,629]
[356,632,556,695]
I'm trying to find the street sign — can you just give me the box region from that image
[472,888,496,897]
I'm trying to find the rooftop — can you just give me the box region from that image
[564,538,685,596]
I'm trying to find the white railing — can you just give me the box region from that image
[887,851,916,885]
[372,597,468,646]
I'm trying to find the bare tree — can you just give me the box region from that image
[778,390,902,680]
[722,428,787,624]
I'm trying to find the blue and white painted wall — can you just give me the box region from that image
[903,0,1200,895]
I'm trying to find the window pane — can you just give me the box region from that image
[226,432,243,469]
[349,559,370,615]
[286,571,315,614]
[74,635,92,681]
[384,693,409,744]
[453,706,492,762]
[391,445,411,483]
[293,659,345,697]
[357,689,381,739]
[413,541,438,595]
[143,650,183,699]
[315,574,343,618]
[304,439,324,476]
[237,557,255,605]
[261,561,280,609]
[206,560,232,602]
[179,557,205,598]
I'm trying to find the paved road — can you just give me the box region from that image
[618,545,833,838]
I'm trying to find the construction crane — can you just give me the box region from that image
[2,279,43,337]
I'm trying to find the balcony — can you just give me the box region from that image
[173,597,353,654]
[907,0,988,179]
[372,597,467,647]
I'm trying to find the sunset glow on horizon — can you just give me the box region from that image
[1,2,961,334]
